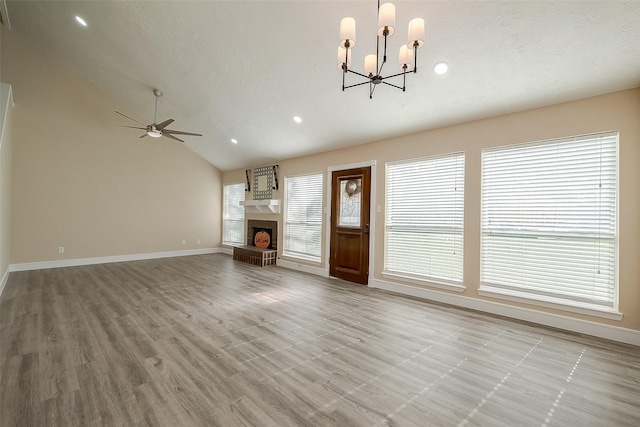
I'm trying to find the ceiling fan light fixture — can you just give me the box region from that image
[146,129,162,138]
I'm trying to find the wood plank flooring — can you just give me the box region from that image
[1,254,638,426]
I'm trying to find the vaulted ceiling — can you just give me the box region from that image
[5,1,640,171]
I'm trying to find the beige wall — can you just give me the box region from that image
[1,26,222,264]
[224,88,640,331]
[0,83,13,284]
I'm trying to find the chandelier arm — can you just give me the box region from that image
[344,81,372,90]
[346,69,371,79]
[376,0,381,73]
[413,44,418,73]
[403,68,406,91]
[378,48,386,77]
[383,34,388,64]
[381,81,404,90]
[369,81,376,99]
[380,70,410,80]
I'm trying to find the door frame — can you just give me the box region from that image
[324,160,377,284]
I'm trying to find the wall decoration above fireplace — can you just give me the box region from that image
[252,165,279,200]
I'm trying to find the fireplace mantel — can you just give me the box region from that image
[240,199,281,214]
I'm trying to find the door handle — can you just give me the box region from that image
[364,224,369,234]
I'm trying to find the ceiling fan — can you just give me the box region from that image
[111,89,202,143]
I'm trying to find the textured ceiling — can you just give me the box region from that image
[5,1,640,171]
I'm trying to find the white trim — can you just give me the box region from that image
[0,268,9,297]
[381,271,465,293]
[327,160,378,172]
[281,252,320,264]
[240,199,281,214]
[219,246,234,256]
[371,278,640,346]
[277,259,329,277]
[478,285,622,321]
[325,160,377,281]
[9,248,225,272]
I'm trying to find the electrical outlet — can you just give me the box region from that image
[197,239,201,244]
[182,239,186,245]
[58,246,64,254]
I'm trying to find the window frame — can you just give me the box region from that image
[479,131,620,320]
[222,183,245,246]
[383,152,465,292]
[282,172,324,263]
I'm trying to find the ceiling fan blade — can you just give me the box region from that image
[155,119,175,130]
[103,123,147,130]
[140,133,148,138]
[163,133,185,143]
[163,129,203,136]
[114,111,147,126]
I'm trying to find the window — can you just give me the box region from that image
[284,173,323,261]
[385,152,465,286]
[223,183,245,245]
[480,132,618,311]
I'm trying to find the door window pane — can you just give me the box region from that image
[339,178,361,227]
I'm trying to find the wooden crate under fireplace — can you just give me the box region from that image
[233,246,277,267]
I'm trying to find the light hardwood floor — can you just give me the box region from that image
[1,254,638,426]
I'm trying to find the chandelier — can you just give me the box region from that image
[338,0,425,99]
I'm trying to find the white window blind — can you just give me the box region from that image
[284,173,323,261]
[385,152,465,284]
[223,183,245,245]
[481,132,618,308]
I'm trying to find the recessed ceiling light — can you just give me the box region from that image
[434,62,448,75]
[293,116,302,123]
[231,138,238,144]
[75,16,87,27]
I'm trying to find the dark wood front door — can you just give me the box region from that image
[329,167,371,285]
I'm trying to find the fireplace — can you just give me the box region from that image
[247,220,278,250]
[232,220,278,267]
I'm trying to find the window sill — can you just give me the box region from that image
[381,271,465,293]
[281,252,321,265]
[478,285,623,321]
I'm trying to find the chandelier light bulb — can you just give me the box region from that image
[407,18,425,48]
[398,45,414,70]
[364,54,377,76]
[339,17,356,48]
[337,46,352,69]
[377,3,396,36]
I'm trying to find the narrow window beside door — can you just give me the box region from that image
[284,173,323,262]
[385,152,465,288]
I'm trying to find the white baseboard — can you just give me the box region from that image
[219,247,234,256]
[0,268,9,297]
[9,248,225,272]
[370,278,640,347]
[277,258,329,277]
